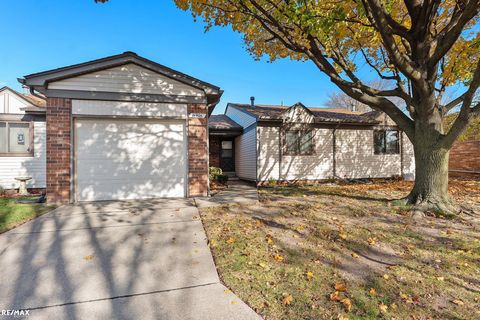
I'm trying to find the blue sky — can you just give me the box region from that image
[1,0,384,114]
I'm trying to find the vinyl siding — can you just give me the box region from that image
[257,126,280,181]
[225,105,257,128]
[235,126,257,180]
[0,88,36,114]
[72,100,187,118]
[49,63,204,97]
[0,121,46,189]
[402,132,415,180]
[335,129,402,179]
[258,125,411,181]
[258,126,334,181]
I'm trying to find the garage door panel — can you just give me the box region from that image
[75,119,186,201]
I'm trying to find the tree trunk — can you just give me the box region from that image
[406,124,459,215]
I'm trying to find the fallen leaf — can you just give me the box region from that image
[383,274,390,280]
[226,237,235,244]
[231,300,238,305]
[436,276,445,281]
[369,288,377,296]
[339,233,348,240]
[335,282,347,292]
[224,289,232,294]
[283,295,293,305]
[351,253,359,258]
[341,298,352,312]
[83,255,94,261]
[452,299,464,306]
[379,303,388,313]
[274,254,284,262]
[306,271,314,279]
[266,235,274,245]
[330,291,342,302]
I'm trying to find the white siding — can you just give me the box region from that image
[225,105,257,128]
[72,100,187,118]
[235,126,257,180]
[258,126,334,181]
[0,88,36,114]
[257,126,280,181]
[402,132,415,180]
[0,122,46,189]
[336,129,402,179]
[49,63,204,97]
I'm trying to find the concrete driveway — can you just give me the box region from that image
[0,199,260,320]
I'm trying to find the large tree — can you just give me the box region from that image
[98,0,480,214]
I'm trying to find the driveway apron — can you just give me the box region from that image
[0,199,260,320]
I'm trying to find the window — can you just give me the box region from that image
[284,130,314,155]
[221,140,233,158]
[0,121,33,156]
[374,130,399,154]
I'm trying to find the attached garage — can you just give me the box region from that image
[74,119,186,201]
[20,51,222,203]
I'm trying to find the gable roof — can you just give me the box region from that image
[208,114,243,131]
[18,52,223,113]
[227,103,379,125]
[20,52,221,94]
[0,86,46,113]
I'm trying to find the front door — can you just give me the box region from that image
[220,140,235,172]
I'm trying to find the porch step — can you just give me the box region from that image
[223,171,237,178]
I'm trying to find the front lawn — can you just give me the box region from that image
[0,198,55,233]
[200,179,480,319]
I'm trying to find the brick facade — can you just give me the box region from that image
[209,136,221,168]
[187,104,209,197]
[449,140,480,179]
[46,98,71,203]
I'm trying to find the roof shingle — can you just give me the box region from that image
[208,114,243,130]
[228,103,379,124]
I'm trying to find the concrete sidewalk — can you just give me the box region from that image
[195,180,258,208]
[0,199,260,320]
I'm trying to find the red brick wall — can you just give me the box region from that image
[449,140,480,179]
[209,136,221,168]
[46,98,71,203]
[188,104,209,197]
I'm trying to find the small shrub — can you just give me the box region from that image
[216,174,229,184]
[209,167,229,185]
[209,167,223,181]
[267,178,278,187]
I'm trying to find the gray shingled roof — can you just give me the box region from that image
[228,103,379,124]
[208,114,243,130]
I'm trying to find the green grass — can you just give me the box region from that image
[0,198,55,233]
[201,180,480,320]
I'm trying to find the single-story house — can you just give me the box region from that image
[18,51,222,203]
[1,52,415,203]
[0,86,46,190]
[208,101,415,183]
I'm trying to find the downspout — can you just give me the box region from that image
[29,87,45,100]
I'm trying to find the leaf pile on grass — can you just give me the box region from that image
[201,180,480,319]
[0,198,54,233]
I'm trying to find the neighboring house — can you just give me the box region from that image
[208,101,415,183]
[0,86,46,189]
[19,52,222,203]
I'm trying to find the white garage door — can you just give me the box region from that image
[75,119,186,201]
